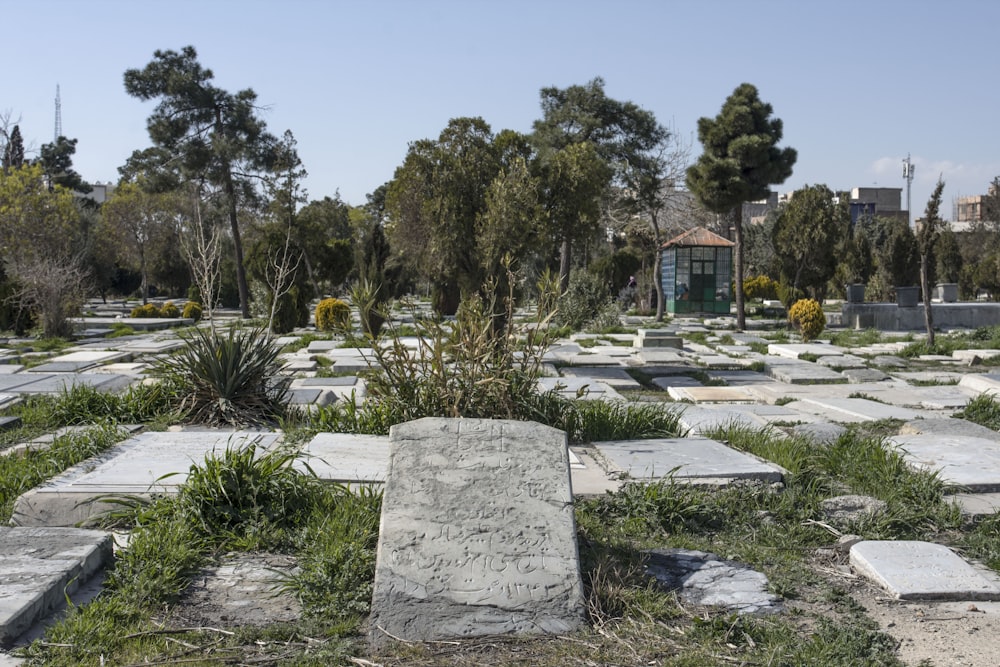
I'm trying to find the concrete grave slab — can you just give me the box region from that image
[768,343,846,359]
[815,354,868,369]
[850,540,1000,600]
[651,376,703,390]
[637,350,689,365]
[953,349,1000,362]
[11,431,281,527]
[706,370,776,386]
[0,527,113,646]
[558,367,641,390]
[305,340,339,353]
[292,376,359,387]
[959,373,1000,396]
[281,358,319,373]
[667,386,757,403]
[764,359,848,385]
[841,368,891,383]
[677,405,770,435]
[118,339,185,354]
[889,434,1000,491]
[594,437,784,483]
[558,353,622,366]
[369,418,587,647]
[298,433,390,483]
[11,374,134,394]
[287,387,335,407]
[872,385,979,410]
[790,422,848,444]
[898,418,1000,441]
[795,397,928,423]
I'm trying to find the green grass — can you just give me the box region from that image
[954,393,1000,431]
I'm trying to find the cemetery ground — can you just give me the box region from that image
[5,303,1000,664]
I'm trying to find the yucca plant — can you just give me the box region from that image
[153,325,288,427]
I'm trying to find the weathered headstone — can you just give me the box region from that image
[369,418,586,648]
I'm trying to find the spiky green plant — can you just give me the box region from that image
[153,325,288,427]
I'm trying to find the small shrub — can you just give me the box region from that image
[130,303,160,318]
[315,298,351,332]
[776,282,805,310]
[789,298,825,341]
[743,275,779,301]
[159,301,180,318]
[153,325,288,427]
[557,271,615,331]
[182,300,202,321]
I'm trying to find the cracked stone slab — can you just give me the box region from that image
[850,540,1000,601]
[645,549,781,614]
[369,418,586,648]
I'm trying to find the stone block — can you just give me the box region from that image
[369,418,586,648]
[850,540,1000,600]
[594,436,784,483]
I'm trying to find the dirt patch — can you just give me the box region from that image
[163,552,301,628]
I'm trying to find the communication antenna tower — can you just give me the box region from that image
[54,85,62,141]
[902,154,915,227]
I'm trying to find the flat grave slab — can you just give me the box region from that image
[677,405,770,435]
[292,376,359,387]
[118,339,185,354]
[959,373,1000,396]
[11,373,133,394]
[899,418,1000,440]
[873,385,978,410]
[369,418,586,647]
[281,358,318,373]
[795,397,929,423]
[840,368,891,383]
[593,437,783,483]
[651,376,703,390]
[305,340,339,353]
[889,434,1000,491]
[815,353,868,369]
[953,349,1000,362]
[764,359,848,385]
[557,352,622,366]
[299,433,390,483]
[537,377,622,401]
[706,370,776,386]
[0,527,113,645]
[850,540,1000,600]
[11,431,281,527]
[637,350,689,364]
[768,343,846,359]
[287,387,334,406]
[558,367,641,390]
[667,386,757,403]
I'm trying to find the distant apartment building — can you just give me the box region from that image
[848,187,908,225]
[953,182,998,231]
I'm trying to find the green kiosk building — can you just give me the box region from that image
[661,226,735,315]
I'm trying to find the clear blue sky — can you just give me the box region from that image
[5,0,998,219]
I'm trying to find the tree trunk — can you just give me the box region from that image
[140,247,148,305]
[733,205,746,331]
[921,254,935,348]
[301,249,320,297]
[559,238,572,292]
[653,247,665,321]
[223,168,251,319]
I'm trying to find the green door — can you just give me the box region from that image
[689,261,715,312]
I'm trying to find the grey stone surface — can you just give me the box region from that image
[795,397,929,423]
[645,549,781,615]
[651,376,703,390]
[11,431,281,526]
[840,367,891,383]
[594,437,784,483]
[0,527,113,646]
[667,386,757,403]
[898,418,1000,441]
[820,495,888,524]
[764,359,848,385]
[952,493,1000,518]
[677,405,770,435]
[768,343,846,359]
[888,434,1000,491]
[298,433,390,483]
[558,366,641,390]
[850,540,1000,600]
[815,353,868,369]
[790,422,847,444]
[369,418,586,647]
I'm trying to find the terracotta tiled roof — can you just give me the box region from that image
[661,226,735,249]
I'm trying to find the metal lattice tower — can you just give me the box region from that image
[54,85,62,141]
